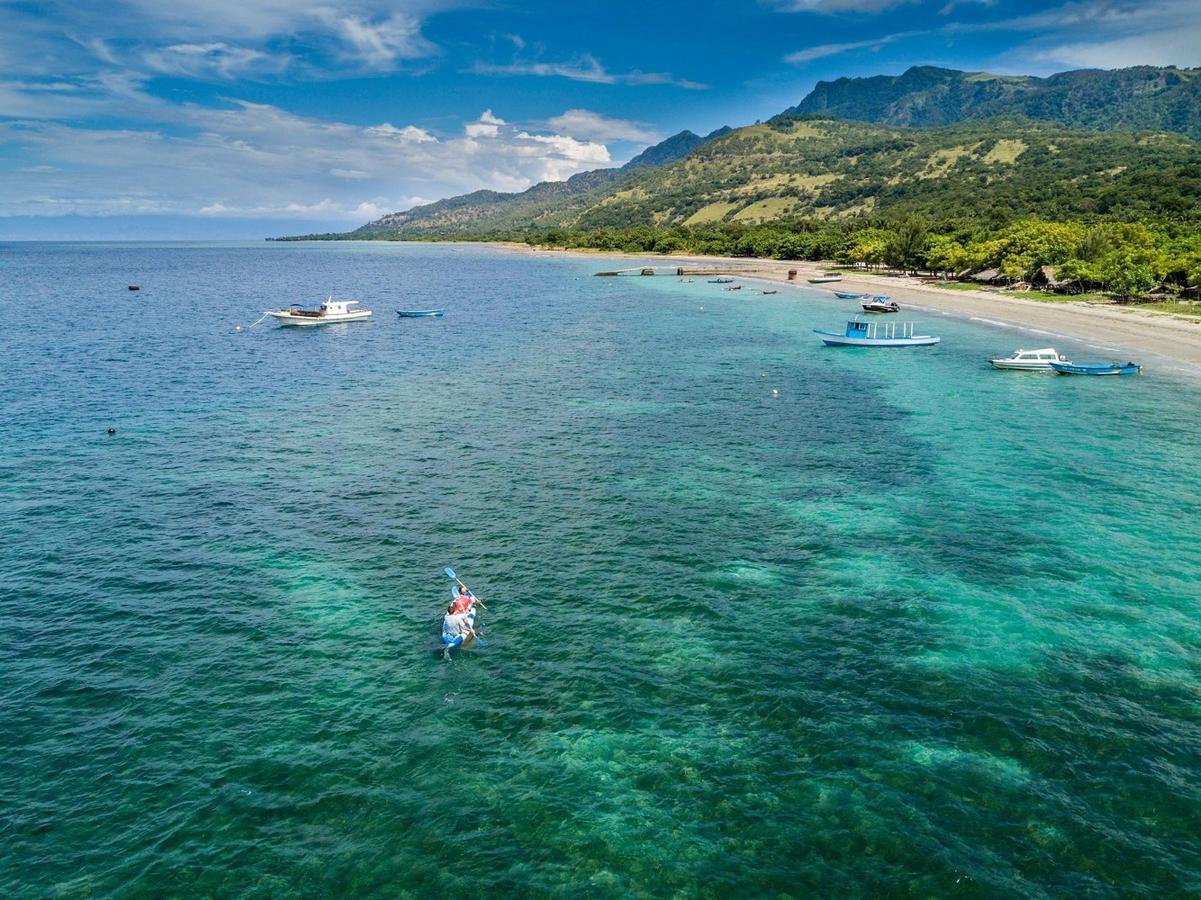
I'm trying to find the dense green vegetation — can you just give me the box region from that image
[790,65,1201,141]
[467,217,1201,299]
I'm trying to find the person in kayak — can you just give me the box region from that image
[450,585,475,614]
[442,601,476,648]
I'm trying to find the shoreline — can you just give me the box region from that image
[489,243,1201,373]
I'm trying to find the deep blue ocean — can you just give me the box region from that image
[2,241,1200,896]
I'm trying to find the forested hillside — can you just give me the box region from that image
[789,65,1201,140]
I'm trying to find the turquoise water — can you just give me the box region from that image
[2,241,1200,896]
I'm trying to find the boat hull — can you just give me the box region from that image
[397,309,444,317]
[1050,362,1141,376]
[816,331,940,347]
[270,311,372,326]
[989,360,1056,371]
[834,292,868,300]
[808,278,842,284]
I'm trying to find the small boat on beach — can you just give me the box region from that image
[989,348,1071,371]
[762,289,778,295]
[1050,361,1142,376]
[861,297,899,313]
[815,319,940,347]
[397,308,444,317]
[267,297,371,326]
[808,277,842,284]
[708,277,735,284]
[834,291,869,300]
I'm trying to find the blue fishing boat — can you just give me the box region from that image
[815,318,940,347]
[396,308,444,318]
[1050,361,1142,376]
[834,291,869,300]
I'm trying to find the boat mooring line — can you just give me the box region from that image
[237,311,272,332]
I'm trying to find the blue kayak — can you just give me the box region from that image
[441,584,480,649]
[397,309,444,318]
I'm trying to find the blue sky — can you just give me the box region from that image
[2,0,1199,238]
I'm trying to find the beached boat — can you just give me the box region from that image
[808,277,842,284]
[989,348,1071,371]
[1050,361,1142,376]
[834,291,869,300]
[815,319,940,347]
[762,289,778,295]
[267,297,371,326]
[397,308,444,317]
[708,277,735,284]
[861,297,899,313]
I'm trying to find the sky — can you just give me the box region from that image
[2,0,1199,239]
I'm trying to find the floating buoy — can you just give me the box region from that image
[106,427,117,435]
[235,325,243,332]
[772,389,779,396]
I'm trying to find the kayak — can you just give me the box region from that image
[441,599,478,649]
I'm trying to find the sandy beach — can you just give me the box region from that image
[500,245,1201,374]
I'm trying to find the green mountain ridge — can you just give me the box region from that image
[284,65,1201,241]
[789,65,1201,139]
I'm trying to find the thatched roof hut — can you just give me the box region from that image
[1032,266,1071,290]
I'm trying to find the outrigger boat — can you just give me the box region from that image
[1050,361,1142,376]
[266,297,371,326]
[815,318,940,347]
[988,348,1071,371]
[861,296,899,313]
[397,308,444,317]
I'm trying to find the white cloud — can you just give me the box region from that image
[0,100,618,221]
[1033,23,1201,69]
[141,42,288,79]
[771,0,917,11]
[465,109,506,137]
[546,109,658,143]
[785,32,915,64]
[472,54,707,89]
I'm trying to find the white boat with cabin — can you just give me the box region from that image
[988,348,1070,371]
[267,297,372,326]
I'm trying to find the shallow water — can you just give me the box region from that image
[2,241,1200,896]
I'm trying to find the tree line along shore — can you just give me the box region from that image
[328,218,1201,306]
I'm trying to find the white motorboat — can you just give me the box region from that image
[266,297,372,326]
[988,348,1070,371]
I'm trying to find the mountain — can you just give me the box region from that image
[787,65,1201,140]
[343,127,728,238]
[326,116,1201,239]
[622,126,732,169]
